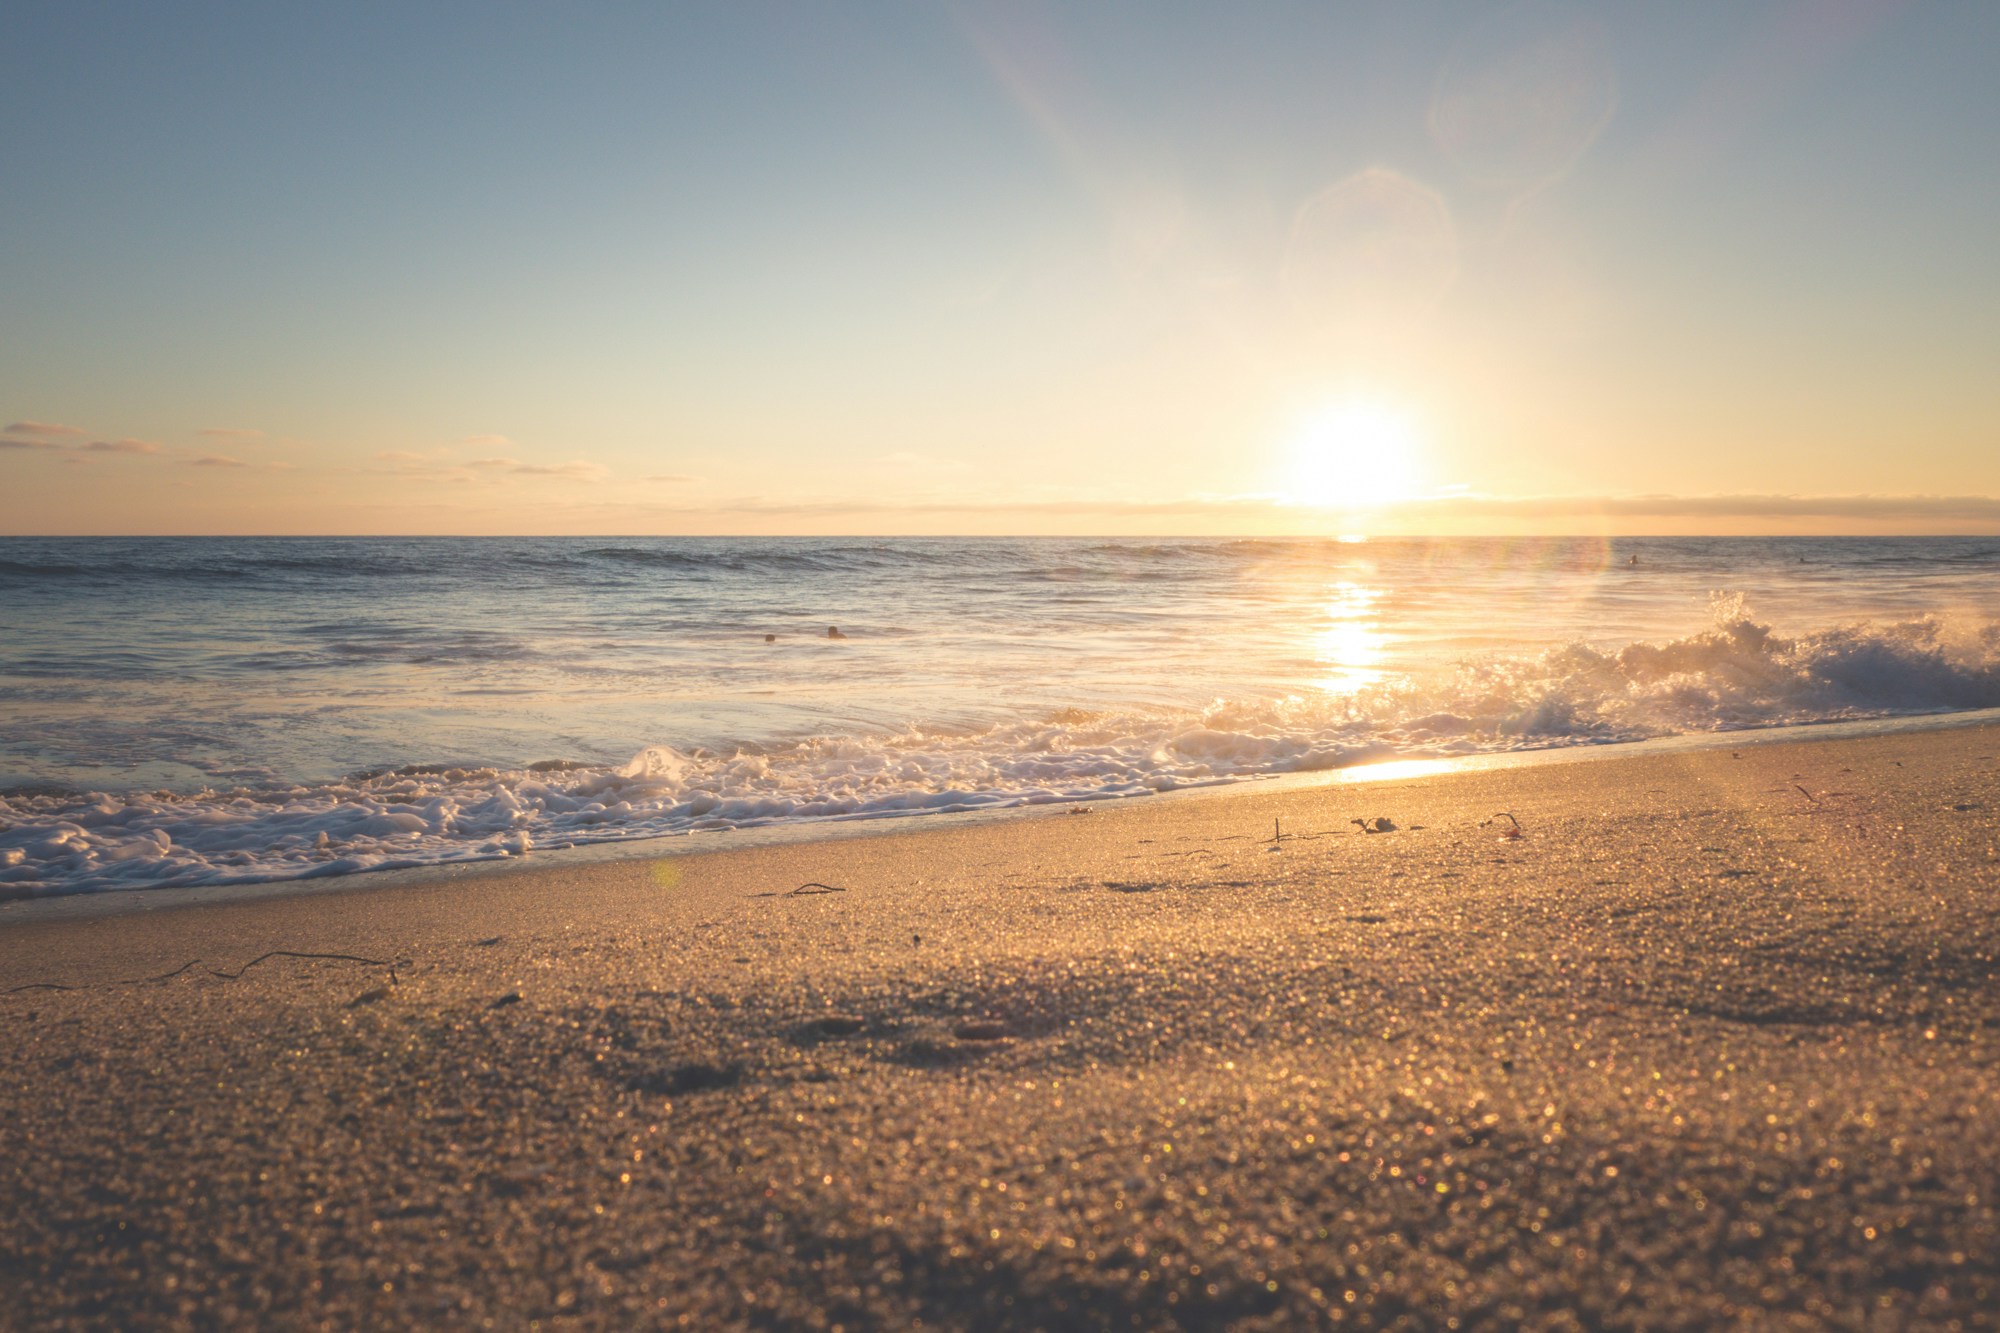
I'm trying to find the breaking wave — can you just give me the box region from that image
[5,602,1997,897]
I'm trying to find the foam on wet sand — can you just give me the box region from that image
[3,725,1997,1327]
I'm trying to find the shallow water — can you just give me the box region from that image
[3,535,1997,894]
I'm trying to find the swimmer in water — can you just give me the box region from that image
[826,625,847,640]
[764,633,776,642]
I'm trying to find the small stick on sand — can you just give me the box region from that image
[6,949,402,995]
[203,950,399,980]
[137,959,207,983]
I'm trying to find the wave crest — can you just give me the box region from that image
[5,608,1997,896]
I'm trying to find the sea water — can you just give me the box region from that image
[3,535,1997,895]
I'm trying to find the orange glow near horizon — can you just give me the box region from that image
[4,7,1999,538]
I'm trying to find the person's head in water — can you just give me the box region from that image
[764,633,776,643]
[827,625,846,639]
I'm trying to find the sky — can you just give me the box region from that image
[3,0,1998,536]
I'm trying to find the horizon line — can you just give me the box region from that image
[4,530,1998,541]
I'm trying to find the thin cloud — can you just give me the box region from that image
[368,453,611,483]
[642,473,697,483]
[1403,492,2000,522]
[510,461,608,480]
[190,455,250,468]
[359,452,533,479]
[198,427,265,441]
[525,491,2000,526]
[468,456,607,480]
[369,448,463,474]
[460,434,514,448]
[3,420,87,438]
[2,433,161,456]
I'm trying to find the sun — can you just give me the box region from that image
[1281,401,1423,509]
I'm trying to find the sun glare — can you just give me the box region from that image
[1281,401,1423,510]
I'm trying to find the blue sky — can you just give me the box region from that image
[4,1,1998,533]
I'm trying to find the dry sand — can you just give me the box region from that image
[3,725,1999,1330]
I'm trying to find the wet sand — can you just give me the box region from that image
[3,725,1998,1329]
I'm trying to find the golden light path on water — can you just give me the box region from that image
[1299,531,1623,703]
[1313,580,1386,696]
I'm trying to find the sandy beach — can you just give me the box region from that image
[12,1,2000,1326]
[4,723,1998,1330]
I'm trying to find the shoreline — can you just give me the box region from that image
[8,704,1999,928]
[4,720,1998,1325]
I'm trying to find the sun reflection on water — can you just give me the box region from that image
[1313,581,1387,695]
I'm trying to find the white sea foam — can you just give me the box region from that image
[5,606,1996,897]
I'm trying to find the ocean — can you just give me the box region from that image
[3,534,1997,896]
